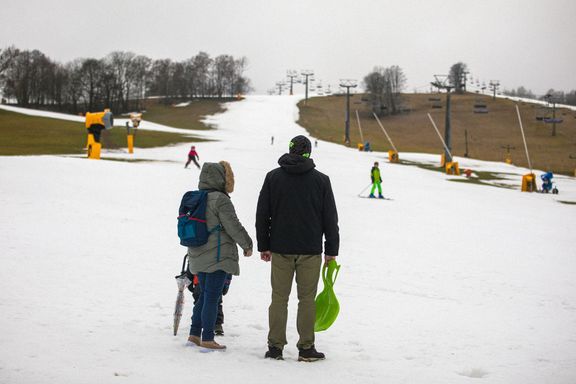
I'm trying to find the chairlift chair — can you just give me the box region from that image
[535,106,549,121]
[473,98,488,113]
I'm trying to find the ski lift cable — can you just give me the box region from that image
[426,113,453,159]
[515,104,532,173]
[373,112,398,153]
[355,110,365,144]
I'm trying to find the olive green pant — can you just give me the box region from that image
[268,253,322,350]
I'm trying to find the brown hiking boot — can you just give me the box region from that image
[201,340,227,350]
[187,335,201,346]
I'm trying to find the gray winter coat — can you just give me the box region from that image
[187,162,253,276]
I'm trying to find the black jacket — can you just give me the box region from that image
[256,153,339,256]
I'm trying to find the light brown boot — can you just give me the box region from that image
[201,340,227,350]
[187,335,201,346]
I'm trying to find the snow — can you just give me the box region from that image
[1,96,576,384]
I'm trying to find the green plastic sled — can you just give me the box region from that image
[314,259,341,332]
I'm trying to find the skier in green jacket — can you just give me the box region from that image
[369,161,384,199]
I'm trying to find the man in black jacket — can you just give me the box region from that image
[256,135,339,362]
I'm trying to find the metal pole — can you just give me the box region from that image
[427,113,453,160]
[464,128,469,157]
[515,104,532,173]
[355,110,364,144]
[373,112,398,153]
[339,80,357,145]
[552,101,557,137]
[301,71,314,104]
[287,70,297,96]
[444,90,452,162]
[345,87,351,144]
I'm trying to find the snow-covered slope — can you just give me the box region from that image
[1,96,575,384]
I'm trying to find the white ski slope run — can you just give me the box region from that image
[1,96,576,384]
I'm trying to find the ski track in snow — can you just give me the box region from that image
[1,96,576,384]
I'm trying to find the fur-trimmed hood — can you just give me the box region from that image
[198,161,235,194]
[219,160,235,194]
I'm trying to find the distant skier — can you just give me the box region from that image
[314,139,318,148]
[271,136,274,145]
[540,172,558,194]
[369,161,384,199]
[185,145,200,169]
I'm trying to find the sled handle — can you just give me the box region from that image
[322,260,340,287]
[180,253,188,275]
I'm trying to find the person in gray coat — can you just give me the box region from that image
[187,161,253,350]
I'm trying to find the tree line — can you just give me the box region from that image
[503,86,576,106]
[0,46,251,114]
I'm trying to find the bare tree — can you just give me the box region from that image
[363,65,406,115]
[448,62,468,94]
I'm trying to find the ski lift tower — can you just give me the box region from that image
[489,80,500,100]
[544,93,562,137]
[301,70,314,104]
[287,70,298,96]
[340,79,357,146]
[430,75,454,163]
[276,81,286,95]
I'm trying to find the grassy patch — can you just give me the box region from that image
[298,94,576,176]
[399,159,444,174]
[399,159,516,189]
[448,178,516,190]
[0,108,205,156]
[98,157,179,164]
[142,99,229,130]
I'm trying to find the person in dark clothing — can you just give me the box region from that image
[187,272,231,335]
[256,135,339,362]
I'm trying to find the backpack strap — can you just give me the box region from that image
[210,224,222,262]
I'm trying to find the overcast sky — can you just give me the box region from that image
[1,0,574,95]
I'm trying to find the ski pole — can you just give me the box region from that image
[357,183,372,197]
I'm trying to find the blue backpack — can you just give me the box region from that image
[177,190,222,259]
